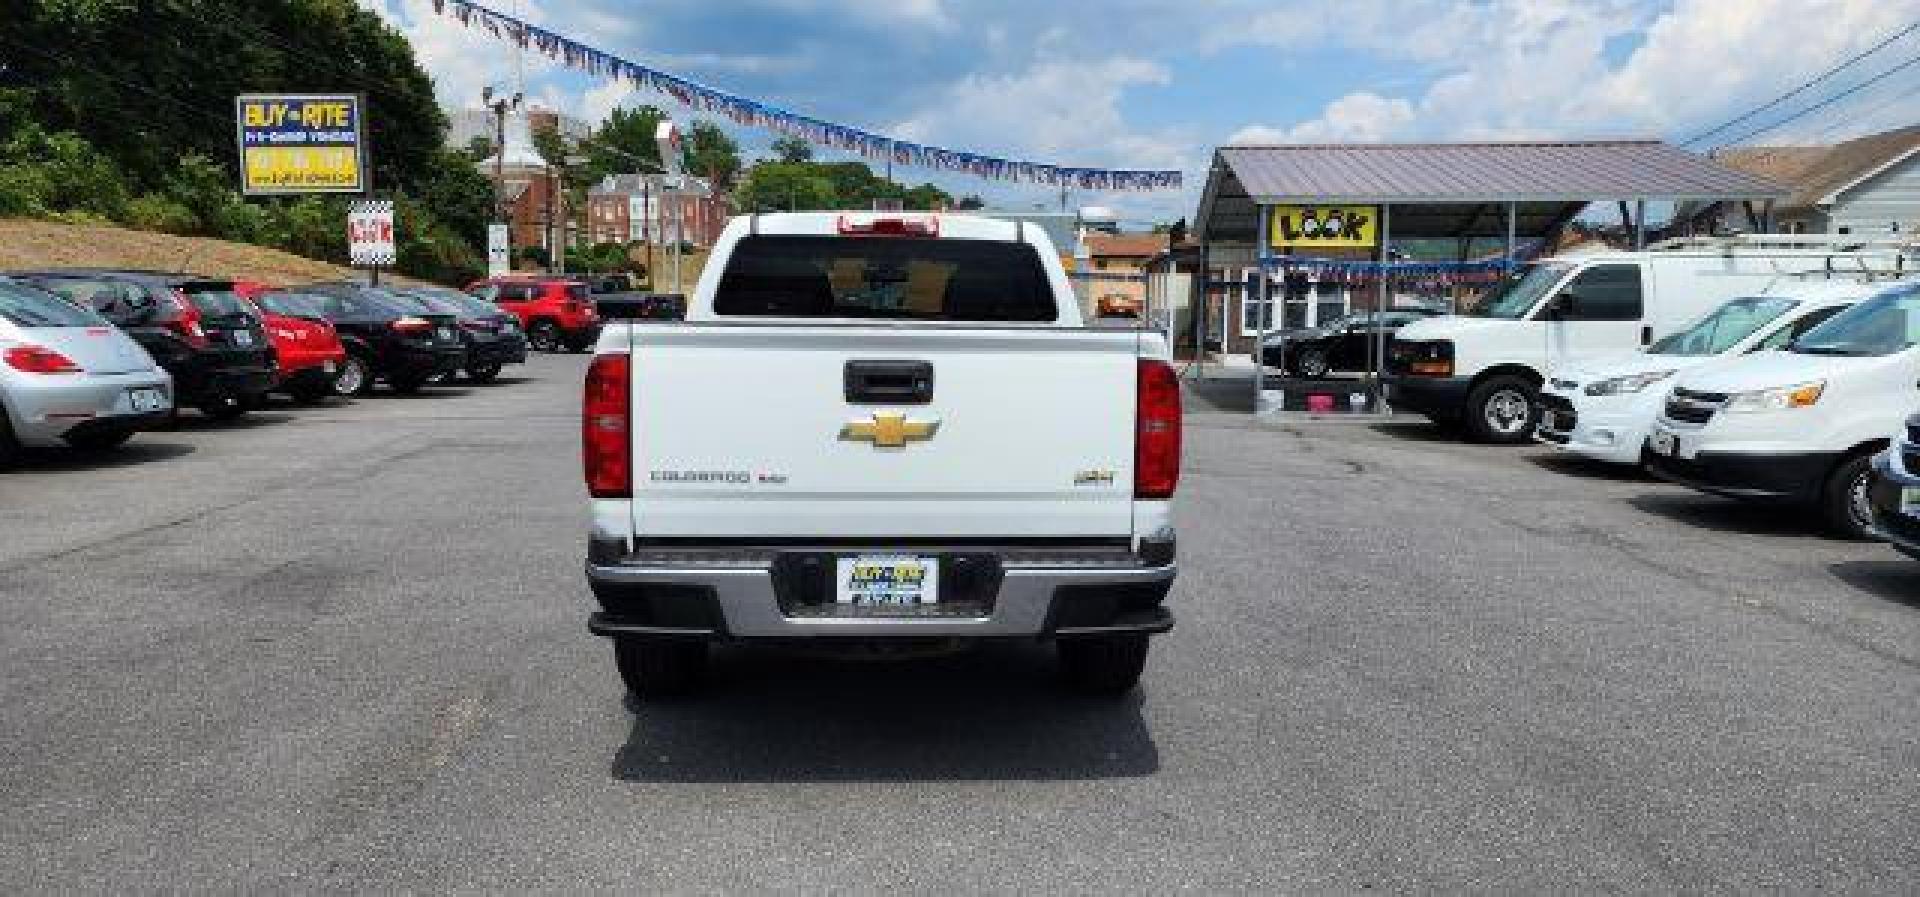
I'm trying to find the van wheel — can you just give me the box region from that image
[1058,634,1149,696]
[614,637,708,698]
[1465,375,1537,444]
[1821,453,1876,540]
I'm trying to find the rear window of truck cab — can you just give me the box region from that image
[712,235,1057,322]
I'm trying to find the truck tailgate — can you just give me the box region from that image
[626,325,1140,538]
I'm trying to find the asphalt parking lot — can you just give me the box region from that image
[4,354,1918,890]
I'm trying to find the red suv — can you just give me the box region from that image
[465,276,600,352]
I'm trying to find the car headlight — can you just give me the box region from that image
[1723,380,1825,413]
[1584,370,1676,396]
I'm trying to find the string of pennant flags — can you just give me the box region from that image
[428,0,1183,191]
[1260,253,1528,287]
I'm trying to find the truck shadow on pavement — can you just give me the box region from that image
[609,642,1160,784]
[1827,559,1920,611]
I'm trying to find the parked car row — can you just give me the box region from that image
[0,268,561,467]
[1382,237,1920,556]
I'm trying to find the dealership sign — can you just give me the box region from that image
[234,94,367,195]
[347,200,396,267]
[1269,205,1379,249]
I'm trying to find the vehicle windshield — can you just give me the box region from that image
[1465,262,1570,319]
[367,288,445,315]
[0,281,106,327]
[179,287,252,318]
[1649,296,1798,356]
[1790,288,1920,357]
[255,292,325,318]
[714,235,1057,321]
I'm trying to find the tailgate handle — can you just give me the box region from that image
[844,360,933,404]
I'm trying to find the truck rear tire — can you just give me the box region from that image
[1058,634,1149,696]
[614,637,708,698]
[1465,375,1537,444]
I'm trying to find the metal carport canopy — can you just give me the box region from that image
[1195,140,1789,242]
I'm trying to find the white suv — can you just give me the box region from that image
[1536,282,1876,464]
[1646,282,1920,537]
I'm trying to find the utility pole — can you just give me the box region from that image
[483,86,521,264]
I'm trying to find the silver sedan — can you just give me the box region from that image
[0,279,172,462]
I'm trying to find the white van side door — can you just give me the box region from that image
[1540,262,1647,369]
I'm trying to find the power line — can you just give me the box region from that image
[1680,19,1920,147]
[1719,50,1920,146]
[1811,75,1920,141]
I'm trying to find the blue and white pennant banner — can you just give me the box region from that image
[430,0,1183,191]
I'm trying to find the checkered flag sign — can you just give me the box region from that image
[347,200,396,266]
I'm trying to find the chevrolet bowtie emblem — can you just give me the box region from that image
[841,412,940,448]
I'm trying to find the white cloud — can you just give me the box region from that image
[1225,0,1920,145]
[886,56,1200,220]
[761,0,953,29]
[364,0,560,112]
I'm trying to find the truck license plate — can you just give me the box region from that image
[127,387,164,412]
[836,555,938,606]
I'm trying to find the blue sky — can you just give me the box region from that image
[367,0,1920,223]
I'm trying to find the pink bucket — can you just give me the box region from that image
[1306,394,1336,414]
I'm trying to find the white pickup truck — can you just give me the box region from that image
[581,212,1181,698]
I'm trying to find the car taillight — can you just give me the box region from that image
[4,345,82,374]
[1134,359,1181,499]
[836,215,938,237]
[583,353,632,498]
[391,316,433,334]
[168,290,208,348]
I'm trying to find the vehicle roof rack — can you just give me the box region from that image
[1647,234,1918,254]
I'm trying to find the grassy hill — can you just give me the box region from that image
[0,218,388,286]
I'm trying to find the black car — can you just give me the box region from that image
[1259,309,1441,378]
[12,269,276,419]
[403,287,529,383]
[284,283,466,395]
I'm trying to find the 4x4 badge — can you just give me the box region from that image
[841,412,939,448]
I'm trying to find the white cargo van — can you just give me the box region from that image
[1535,281,1881,464]
[1646,281,1920,537]
[1388,236,1907,443]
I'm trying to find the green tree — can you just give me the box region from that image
[583,104,667,181]
[685,120,741,190]
[737,162,836,211]
[770,135,814,164]
[6,0,447,196]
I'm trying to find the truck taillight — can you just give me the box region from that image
[836,215,938,237]
[1134,359,1181,499]
[583,353,632,498]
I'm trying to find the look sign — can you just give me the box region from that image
[1268,205,1379,248]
